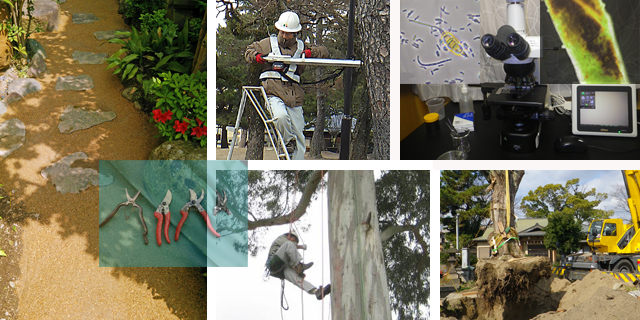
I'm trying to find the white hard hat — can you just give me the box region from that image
[275,11,302,33]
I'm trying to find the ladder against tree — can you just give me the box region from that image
[227,86,291,160]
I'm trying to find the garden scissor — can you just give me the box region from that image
[176,189,219,240]
[99,188,148,245]
[215,190,233,216]
[153,190,172,246]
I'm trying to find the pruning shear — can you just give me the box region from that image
[153,190,172,246]
[99,188,148,245]
[176,189,219,240]
[215,190,233,216]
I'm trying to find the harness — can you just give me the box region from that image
[259,34,304,83]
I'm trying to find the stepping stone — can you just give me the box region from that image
[0,119,25,158]
[94,29,129,40]
[58,105,116,133]
[72,13,99,24]
[3,78,42,104]
[55,75,94,91]
[41,152,99,194]
[72,51,108,64]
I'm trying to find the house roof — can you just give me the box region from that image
[473,218,548,242]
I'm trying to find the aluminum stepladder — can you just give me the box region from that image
[227,86,291,160]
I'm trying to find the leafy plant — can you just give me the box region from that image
[1,0,40,68]
[105,21,194,85]
[139,9,176,33]
[149,71,207,147]
[124,0,165,22]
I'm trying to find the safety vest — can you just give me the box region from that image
[259,34,304,83]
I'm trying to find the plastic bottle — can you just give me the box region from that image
[459,84,474,114]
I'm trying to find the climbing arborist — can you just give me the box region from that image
[245,11,329,160]
[266,232,331,300]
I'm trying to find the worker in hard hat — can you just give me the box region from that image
[265,232,331,300]
[245,11,329,160]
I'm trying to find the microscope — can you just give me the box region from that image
[480,0,552,153]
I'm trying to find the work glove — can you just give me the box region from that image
[302,49,312,58]
[300,244,308,250]
[256,54,265,64]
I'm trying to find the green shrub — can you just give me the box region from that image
[187,18,202,50]
[105,22,194,86]
[139,9,176,33]
[149,71,207,147]
[124,0,165,21]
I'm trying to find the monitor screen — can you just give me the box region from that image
[572,84,637,137]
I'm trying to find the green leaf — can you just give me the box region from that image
[174,51,194,59]
[175,133,182,139]
[165,61,189,74]
[127,66,138,80]
[122,64,134,80]
[0,250,5,257]
[155,54,173,69]
[176,109,183,119]
[12,225,16,232]
[121,54,139,63]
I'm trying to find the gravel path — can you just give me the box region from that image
[0,0,206,318]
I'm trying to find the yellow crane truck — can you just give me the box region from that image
[560,170,640,281]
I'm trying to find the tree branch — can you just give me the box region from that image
[248,170,327,230]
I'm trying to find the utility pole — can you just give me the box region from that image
[328,171,392,320]
[339,0,356,159]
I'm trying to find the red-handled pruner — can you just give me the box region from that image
[176,189,219,240]
[153,190,172,246]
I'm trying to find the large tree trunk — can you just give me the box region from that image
[357,0,390,160]
[484,170,525,258]
[328,171,392,320]
[310,17,327,159]
[245,104,264,160]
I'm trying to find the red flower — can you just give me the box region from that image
[191,125,207,138]
[196,118,204,126]
[152,109,173,124]
[173,120,189,134]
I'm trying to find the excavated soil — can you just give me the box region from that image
[532,271,640,320]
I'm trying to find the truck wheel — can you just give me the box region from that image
[614,260,635,273]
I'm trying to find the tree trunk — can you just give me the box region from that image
[238,127,247,148]
[484,170,526,258]
[350,87,371,159]
[357,0,390,160]
[245,104,264,160]
[328,171,392,320]
[310,17,327,159]
[191,9,207,73]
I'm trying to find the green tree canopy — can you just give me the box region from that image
[543,211,583,254]
[521,178,613,224]
[375,171,429,320]
[440,171,490,249]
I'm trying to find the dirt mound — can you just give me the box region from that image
[561,270,632,309]
[531,271,640,320]
[476,256,551,307]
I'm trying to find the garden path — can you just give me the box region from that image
[0,0,205,319]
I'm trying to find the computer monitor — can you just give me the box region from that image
[572,84,637,138]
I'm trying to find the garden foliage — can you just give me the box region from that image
[149,71,207,147]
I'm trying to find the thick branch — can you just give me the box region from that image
[380,225,416,242]
[248,170,327,230]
